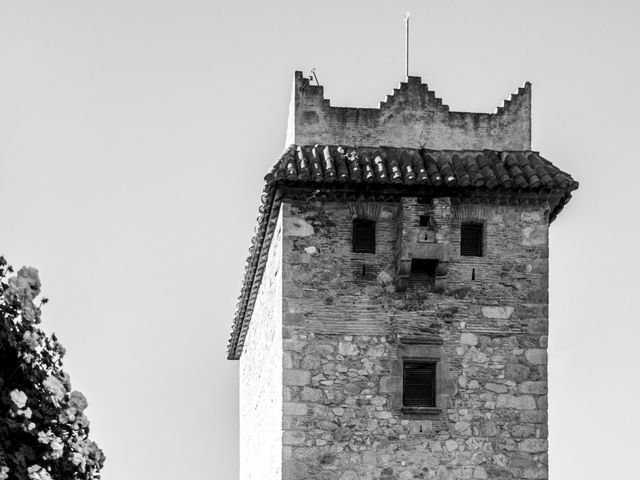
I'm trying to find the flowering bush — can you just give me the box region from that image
[0,258,104,479]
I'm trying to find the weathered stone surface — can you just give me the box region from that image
[338,342,359,356]
[505,363,531,382]
[522,226,547,246]
[284,369,311,386]
[485,383,508,393]
[283,431,306,445]
[284,216,314,237]
[518,381,547,394]
[496,394,536,410]
[525,349,547,365]
[481,306,514,319]
[460,333,478,345]
[284,402,308,416]
[242,199,551,479]
[519,439,548,453]
[287,71,532,150]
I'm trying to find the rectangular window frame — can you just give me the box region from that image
[352,219,376,254]
[460,222,484,257]
[402,357,440,413]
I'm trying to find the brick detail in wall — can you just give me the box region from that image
[348,202,382,221]
[452,204,492,223]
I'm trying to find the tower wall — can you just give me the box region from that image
[285,72,531,150]
[239,209,284,480]
[281,197,549,480]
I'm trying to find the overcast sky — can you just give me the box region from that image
[1,1,639,479]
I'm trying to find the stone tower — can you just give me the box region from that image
[228,71,578,480]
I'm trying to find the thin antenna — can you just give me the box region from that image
[310,68,319,86]
[404,12,410,78]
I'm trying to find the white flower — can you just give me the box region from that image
[38,430,53,444]
[50,437,64,459]
[18,407,32,419]
[10,389,27,409]
[23,331,40,350]
[71,452,87,471]
[43,375,66,404]
[0,466,9,480]
[27,465,52,480]
[69,391,88,411]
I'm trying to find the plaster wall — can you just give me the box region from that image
[285,72,531,151]
[239,208,284,480]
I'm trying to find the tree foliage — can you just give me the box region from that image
[0,258,104,480]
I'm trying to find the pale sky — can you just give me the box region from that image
[1,1,639,479]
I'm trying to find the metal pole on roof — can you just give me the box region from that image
[405,12,410,78]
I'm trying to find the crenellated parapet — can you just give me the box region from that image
[286,71,531,151]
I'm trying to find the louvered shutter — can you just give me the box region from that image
[403,361,436,407]
[460,223,483,256]
[352,219,375,253]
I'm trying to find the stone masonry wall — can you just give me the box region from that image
[281,196,549,480]
[240,208,283,480]
[285,71,531,150]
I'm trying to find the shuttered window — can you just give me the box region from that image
[403,361,437,408]
[460,223,483,256]
[352,219,375,253]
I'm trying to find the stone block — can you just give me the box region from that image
[481,306,514,319]
[521,226,547,246]
[522,467,548,479]
[338,342,359,356]
[525,349,547,365]
[505,364,531,382]
[521,212,543,222]
[485,383,508,394]
[454,421,472,436]
[284,312,305,326]
[519,439,547,453]
[284,402,308,416]
[496,394,536,410]
[519,410,547,424]
[284,369,311,386]
[518,381,547,395]
[479,421,498,437]
[283,431,306,445]
[460,333,478,346]
[300,387,323,402]
[284,217,314,237]
[445,439,459,451]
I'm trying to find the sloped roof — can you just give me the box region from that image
[227,145,578,359]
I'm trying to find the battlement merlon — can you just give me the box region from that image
[285,70,531,151]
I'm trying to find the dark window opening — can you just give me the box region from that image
[403,361,437,408]
[352,219,375,253]
[461,223,483,257]
[409,259,437,289]
[419,215,433,227]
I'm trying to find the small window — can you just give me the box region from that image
[460,223,483,257]
[419,215,432,227]
[352,219,375,253]
[403,361,436,408]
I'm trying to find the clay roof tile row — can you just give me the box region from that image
[269,146,577,192]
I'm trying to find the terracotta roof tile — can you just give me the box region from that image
[227,144,578,359]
